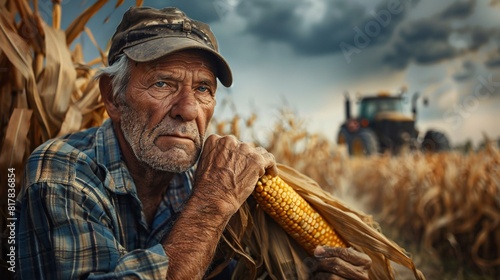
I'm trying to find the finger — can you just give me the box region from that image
[204,134,221,145]
[200,134,221,157]
[241,145,277,177]
[218,134,240,148]
[315,256,370,280]
[264,160,278,177]
[315,246,371,267]
[254,147,278,177]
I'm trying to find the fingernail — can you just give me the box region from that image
[314,246,325,257]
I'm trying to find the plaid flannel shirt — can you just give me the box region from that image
[15,119,194,279]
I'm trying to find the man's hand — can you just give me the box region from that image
[311,246,372,280]
[165,135,276,279]
[194,134,278,216]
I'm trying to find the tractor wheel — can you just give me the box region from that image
[337,127,351,146]
[422,130,450,152]
[349,129,379,156]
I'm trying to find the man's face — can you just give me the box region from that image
[118,50,217,172]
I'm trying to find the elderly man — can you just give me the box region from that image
[16,6,371,279]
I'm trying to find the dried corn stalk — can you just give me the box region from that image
[0,0,132,183]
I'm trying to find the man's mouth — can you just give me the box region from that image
[154,134,195,151]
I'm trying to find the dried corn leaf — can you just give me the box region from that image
[13,0,45,54]
[84,27,107,63]
[65,0,141,45]
[0,12,50,140]
[115,0,125,8]
[52,1,61,29]
[37,21,76,137]
[57,104,82,136]
[1,0,15,22]
[207,204,255,279]
[0,109,32,198]
[71,43,85,65]
[65,0,111,45]
[77,84,103,114]
[0,109,32,186]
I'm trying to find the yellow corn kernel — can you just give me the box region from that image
[253,174,347,255]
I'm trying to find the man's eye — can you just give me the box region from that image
[154,81,168,88]
[197,86,214,96]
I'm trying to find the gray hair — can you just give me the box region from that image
[95,55,130,102]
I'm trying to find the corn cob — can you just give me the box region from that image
[253,174,347,255]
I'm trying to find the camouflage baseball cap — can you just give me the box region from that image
[108,6,232,87]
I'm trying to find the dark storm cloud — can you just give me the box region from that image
[142,0,499,72]
[439,0,477,19]
[383,1,497,70]
[466,26,491,50]
[235,0,417,56]
[486,53,500,68]
[487,59,500,68]
[453,61,476,81]
[383,19,457,69]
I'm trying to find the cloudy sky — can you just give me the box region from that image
[54,0,500,147]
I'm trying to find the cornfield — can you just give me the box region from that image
[213,109,500,279]
[346,146,500,279]
[1,1,499,279]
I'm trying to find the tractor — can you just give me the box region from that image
[337,88,450,156]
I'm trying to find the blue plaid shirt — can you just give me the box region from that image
[16,119,194,279]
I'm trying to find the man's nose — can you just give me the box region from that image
[170,87,198,121]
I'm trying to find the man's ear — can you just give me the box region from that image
[99,75,121,122]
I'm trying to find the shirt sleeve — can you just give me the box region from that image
[16,181,169,280]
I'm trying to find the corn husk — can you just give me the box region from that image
[224,164,425,280]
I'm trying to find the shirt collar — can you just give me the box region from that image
[95,119,136,195]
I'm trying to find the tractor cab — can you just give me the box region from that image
[358,95,406,121]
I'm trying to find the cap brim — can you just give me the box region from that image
[123,36,233,87]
